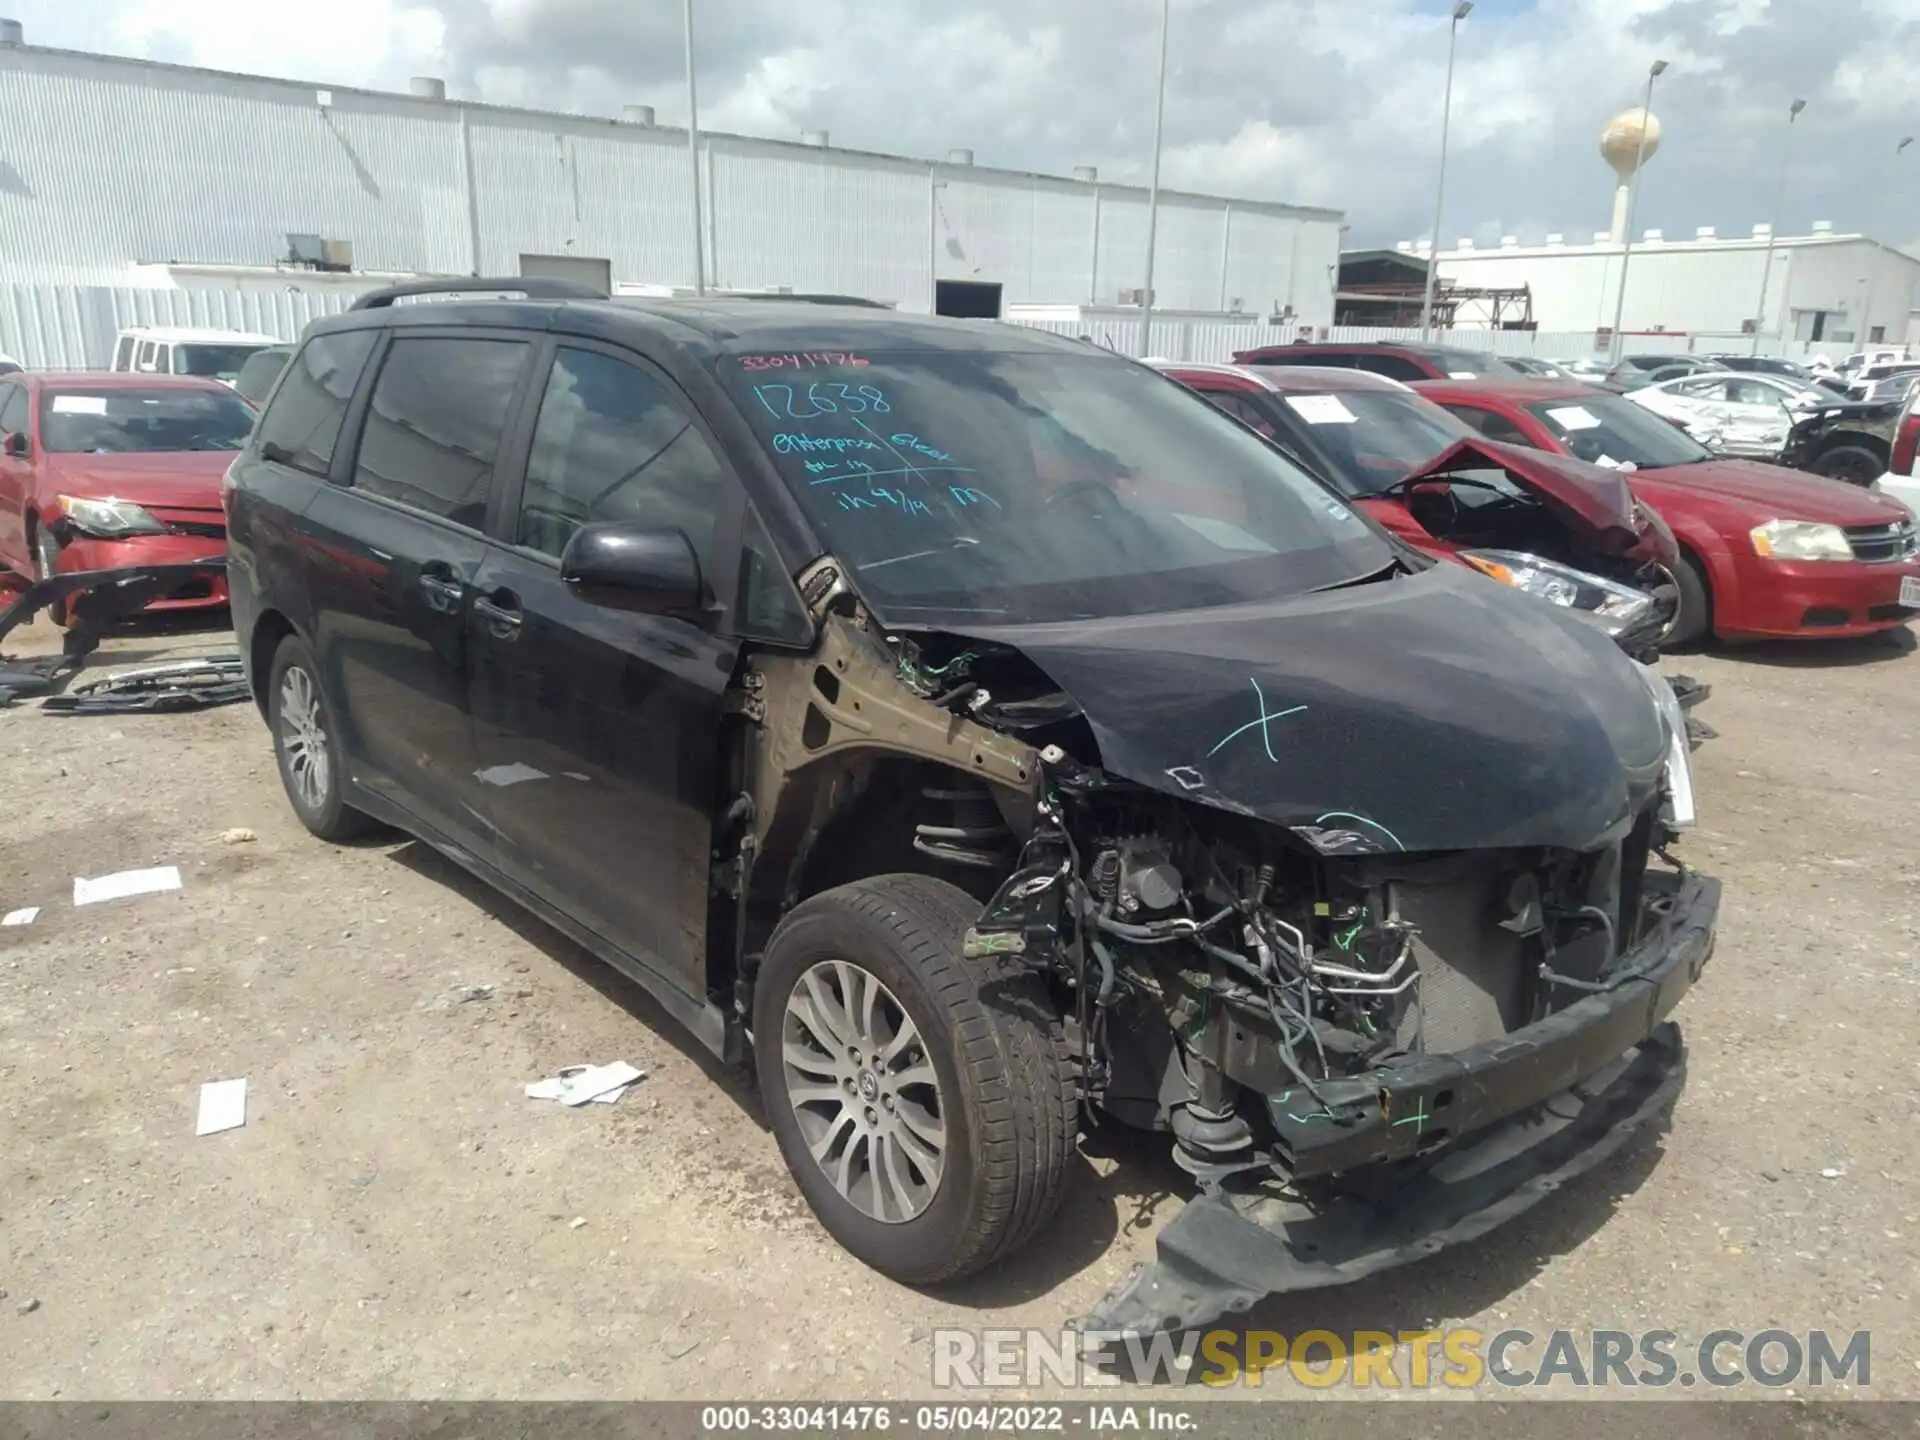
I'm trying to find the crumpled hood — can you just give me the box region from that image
[1408,436,1642,554]
[954,564,1670,854]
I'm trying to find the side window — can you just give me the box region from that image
[353,336,531,529]
[1350,354,1427,382]
[135,340,159,372]
[1450,405,1535,448]
[737,508,812,645]
[0,384,28,438]
[256,330,379,479]
[112,337,135,371]
[1727,379,1780,406]
[516,347,728,573]
[1201,390,1278,438]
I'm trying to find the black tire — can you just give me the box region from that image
[266,633,379,842]
[1812,444,1886,487]
[1659,554,1713,650]
[31,523,70,628]
[753,874,1076,1285]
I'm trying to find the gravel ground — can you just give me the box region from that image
[0,610,1915,1403]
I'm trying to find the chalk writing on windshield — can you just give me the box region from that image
[773,433,884,455]
[739,352,872,371]
[836,487,935,516]
[753,382,891,419]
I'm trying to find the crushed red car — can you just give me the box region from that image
[1158,362,1680,646]
[0,372,252,615]
[1413,378,1920,644]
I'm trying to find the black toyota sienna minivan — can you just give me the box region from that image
[226,280,1717,1336]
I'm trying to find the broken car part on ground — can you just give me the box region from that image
[0,561,237,708]
[226,290,1720,1341]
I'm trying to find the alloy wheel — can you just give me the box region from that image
[780,959,947,1224]
[277,665,331,812]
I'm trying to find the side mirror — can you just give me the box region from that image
[559,522,705,615]
[2,431,25,458]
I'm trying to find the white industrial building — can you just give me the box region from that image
[1421,226,1920,347]
[0,26,1343,326]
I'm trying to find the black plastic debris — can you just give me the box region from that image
[41,654,250,715]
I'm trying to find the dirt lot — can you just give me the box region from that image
[1,610,1916,1403]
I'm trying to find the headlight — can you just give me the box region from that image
[57,495,165,538]
[1460,549,1658,637]
[1636,663,1696,828]
[1749,519,1851,561]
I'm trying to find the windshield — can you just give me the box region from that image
[174,343,270,383]
[1524,394,1712,470]
[721,351,1395,623]
[39,388,257,453]
[1238,389,1469,495]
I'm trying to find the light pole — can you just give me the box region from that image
[1418,1,1472,341]
[1139,0,1171,357]
[1859,136,1912,348]
[1749,97,1806,356]
[683,0,707,295]
[1606,59,1667,365]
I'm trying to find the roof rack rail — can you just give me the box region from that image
[724,293,891,309]
[349,277,606,311]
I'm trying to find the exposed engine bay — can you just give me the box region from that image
[725,562,1718,1333]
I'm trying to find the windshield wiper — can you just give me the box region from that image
[1311,558,1408,592]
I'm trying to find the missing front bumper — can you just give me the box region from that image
[1076,869,1719,1340]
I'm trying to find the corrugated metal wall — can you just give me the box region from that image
[0,284,353,368]
[3,282,1858,372]
[0,45,1344,324]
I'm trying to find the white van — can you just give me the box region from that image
[110,327,279,385]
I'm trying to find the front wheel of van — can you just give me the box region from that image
[753,874,1077,1286]
[267,633,379,843]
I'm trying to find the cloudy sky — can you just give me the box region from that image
[10,0,1920,252]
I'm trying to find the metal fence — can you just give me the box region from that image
[1,280,1874,371]
[0,284,355,369]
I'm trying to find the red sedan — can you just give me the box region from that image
[1412,379,1920,644]
[0,372,252,615]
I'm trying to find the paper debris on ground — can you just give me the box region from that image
[2,906,39,927]
[195,1078,248,1136]
[525,1061,644,1107]
[73,865,183,906]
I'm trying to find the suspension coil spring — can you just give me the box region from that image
[913,783,1015,869]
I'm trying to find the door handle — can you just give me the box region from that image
[473,589,523,638]
[419,562,465,609]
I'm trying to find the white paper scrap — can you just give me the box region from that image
[50,394,109,415]
[196,1078,248,1136]
[1545,404,1602,431]
[525,1061,644,1107]
[2,907,39,927]
[474,763,549,788]
[73,865,182,906]
[1284,394,1357,425]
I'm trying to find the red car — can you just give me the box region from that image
[0,372,253,615]
[1412,379,1920,644]
[1159,362,1679,637]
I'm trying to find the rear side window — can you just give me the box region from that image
[256,330,378,479]
[1349,354,1428,382]
[516,346,728,568]
[112,337,135,370]
[352,336,531,529]
[1450,405,1534,447]
[1201,390,1279,439]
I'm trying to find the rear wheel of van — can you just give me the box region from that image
[752,874,1076,1285]
[267,633,379,843]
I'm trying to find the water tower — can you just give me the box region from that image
[1601,108,1661,242]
